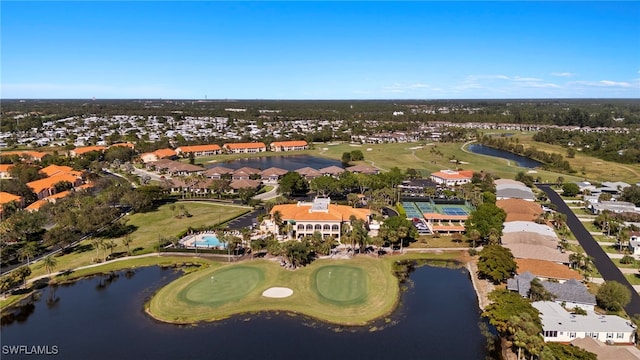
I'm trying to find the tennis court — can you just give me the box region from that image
[439,206,469,216]
[401,202,423,218]
[415,202,435,213]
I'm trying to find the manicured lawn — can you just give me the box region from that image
[27,202,250,279]
[179,266,266,306]
[148,256,400,325]
[600,244,623,254]
[625,274,640,286]
[409,236,469,248]
[313,265,368,305]
[611,258,638,269]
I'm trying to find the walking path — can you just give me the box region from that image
[253,184,279,200]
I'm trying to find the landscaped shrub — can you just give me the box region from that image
[620,255,635,265]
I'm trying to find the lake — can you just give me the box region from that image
[210,155,344,171]
[467,144,542,168]
[1,264,490,359]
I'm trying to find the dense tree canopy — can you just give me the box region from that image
[465,203,506,243]
[477,245,517,284]
[596,281,631,312]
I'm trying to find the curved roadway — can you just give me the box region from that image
[538,184,640,317]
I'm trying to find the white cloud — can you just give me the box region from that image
[569,80,639,89]
[599,80,633,87]
[551,72,575,77]
[512,76,544,82]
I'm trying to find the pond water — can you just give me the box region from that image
[467,144,542,168]
[210,155,344,171]
[1,264,490,360]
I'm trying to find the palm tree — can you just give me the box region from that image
[122,234,133,255]
[43,255,57,277]
[568,252,583,270]
[18,242,38,265]
[272,210,284,234]
[467,229,481,249]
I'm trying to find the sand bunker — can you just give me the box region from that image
[262,287,293,298]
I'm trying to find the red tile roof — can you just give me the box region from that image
[73,146,107,155]
[0,192,22,205]
[40,164,73,177]
[271,203,370,222]
[177,144,221,153]
[223,142,266,149]
[431,170,474,180]
[515,258,584,281]
[271,140,308,147]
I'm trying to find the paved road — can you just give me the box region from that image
[539,184,640,317]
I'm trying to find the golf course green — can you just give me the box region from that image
[147,257,399,325]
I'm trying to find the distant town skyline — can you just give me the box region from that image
[2,1,639,100]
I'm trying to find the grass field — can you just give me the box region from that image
[183,137,640,184]
[27,201,250,279]
[148,252,467,326]
[148,257,399,325]
[313,265,368,305]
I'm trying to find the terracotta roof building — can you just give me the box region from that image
[26,171,84,199]
[267,197,371,242]
[1,151,48,162]
[0,192,23,209]
[40,164,73,177]
[223,142,266,154]
[140,148,177,163]
[175,144,222,157]
[497,199,543,222]
[430,170,474,186]
[270,140,308,152]
[109,142,135,149]
[0,164,14,179]
[514,258,584,282]
[70,146,107,157]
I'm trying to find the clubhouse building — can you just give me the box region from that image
[264,197,371,242]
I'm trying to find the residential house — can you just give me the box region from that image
[0,192,23,212]
[497,199,543,222]
[109,142,135,149]
[147,159,204,177]
[232,167,261,180]
[270,140,308,152]
[628,231,640,256]
[0,151,48,162]
[508,272,595,311]
[318,166,345,178]
[514,258,584,282]
[260,167,288,183]
[175,144,222,157]
[222,142,266,154]
[533,301,636,344]
[26,171,84,199]
[203,166,234,180]
[429,170,473,186]
[140,148,177,163]
[0,164,14,179]
[265,197,371,241]
[40,164,73,177]
[229,179,262,193]
[589,201,639,215]
[295,167,322,180]
[70,145,107,157]
[346,164,379,175]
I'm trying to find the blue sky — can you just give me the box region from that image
[2,1,639,99]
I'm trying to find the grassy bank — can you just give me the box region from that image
[26,201,250,280]
[1,255,217,311]
[147,252,465,326]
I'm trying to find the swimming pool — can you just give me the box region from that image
[194,235,225,248]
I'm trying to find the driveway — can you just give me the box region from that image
[539,184,640,317]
